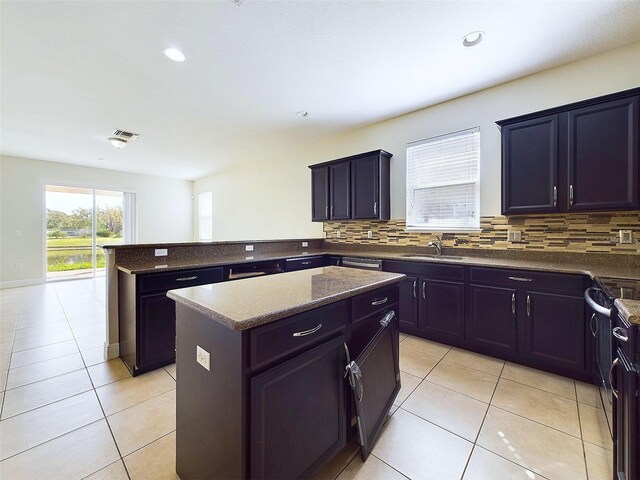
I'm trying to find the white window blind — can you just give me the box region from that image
[406,127,480,231]
[198,191,213,241]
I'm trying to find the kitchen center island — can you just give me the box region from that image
[167,266,405,480]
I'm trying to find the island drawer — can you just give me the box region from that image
[138,266,224,294]
[469,267,586,295]
[249,300,349,371]
[351,285,399,323]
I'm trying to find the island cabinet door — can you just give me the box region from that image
[466,285,518,359]
[250,334,347,480]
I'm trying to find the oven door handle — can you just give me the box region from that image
[584,288,611,317]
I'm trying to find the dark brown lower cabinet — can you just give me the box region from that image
[119,266,224,376]
[251,335,346,480]
[466,285,518,358]
[137,293,176,370]
[521,291,585,373]
[385,261,592,382]
[176,285,401,480]
[613,347,638,480]
[419,279,465,344]
[397,275,418,330]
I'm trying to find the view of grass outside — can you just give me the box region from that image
[46,187,124,276]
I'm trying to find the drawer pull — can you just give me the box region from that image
[613,327,629,343]
[511,293,516,315]
[301,261,312,265]
[526,295,531,317]
[422,281,426,300]
[292,323,322,337]
[176,276,198,282]
[371,297,388,306]
[590,313,598,338]
[412,280,417,299]
[508,276,532,282]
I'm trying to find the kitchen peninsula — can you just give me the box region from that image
[167,266,405,480]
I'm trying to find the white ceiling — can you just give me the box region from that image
[2,0,640,180]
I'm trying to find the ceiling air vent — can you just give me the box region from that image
[112,130,140,140]
[108,129,140,149]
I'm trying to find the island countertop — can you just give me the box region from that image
[167,266,405,330]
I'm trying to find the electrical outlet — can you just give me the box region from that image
[619,230,633,244]
[367,230,373,239]
[155,248,168,257]
[507,230,522,242]
[196,346,210,371]
[245,244,254,252]
[302,241,308,247]
[336,230,341,239]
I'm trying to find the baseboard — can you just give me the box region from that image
[0,278,44,289]
[105,342,120,361]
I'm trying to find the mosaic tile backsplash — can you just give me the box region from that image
[324,212,640,255]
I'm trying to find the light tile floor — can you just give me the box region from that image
[0,280,613,479]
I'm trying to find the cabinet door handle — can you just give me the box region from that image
[422,281,426,300]
[301,261,312,265]
[412,280,417,299]
[590,313,598,338]
[176,276,198,282]
[569,184,574,205]
[610,357,620,399]
[553,186,557,207]
[373,202,378,215]
[330,205,334,217]
[511,293,516,315]
[508,276,532,282]
[526,295,531,317]
[293,323,322,337]
[613,327,629,343]
[325,205,328,218]
[371,297,388,306]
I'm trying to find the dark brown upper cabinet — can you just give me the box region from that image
[309,150,392,222]
[501,115,559,214]
[567,96,638,211]
[498,88,639,215]
[330,162,351,220]
[311,166,329,221]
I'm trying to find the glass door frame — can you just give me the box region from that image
[42,181,136,282]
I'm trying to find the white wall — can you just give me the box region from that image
[0,155,193,286]
[195,41,640,238]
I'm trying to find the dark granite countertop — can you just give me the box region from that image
[167,266,405,330]
[117,247,639,280]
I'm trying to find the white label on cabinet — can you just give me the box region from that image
[196,346,210,371]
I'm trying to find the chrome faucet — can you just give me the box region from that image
[427,235,443,256]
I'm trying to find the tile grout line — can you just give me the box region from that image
[458,358,506,480]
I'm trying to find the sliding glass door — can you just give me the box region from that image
[45,185,135,280]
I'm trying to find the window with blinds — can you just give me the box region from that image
[406,127,480,231]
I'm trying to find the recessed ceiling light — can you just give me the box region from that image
[296,111,309,117]
[462,31,484,47]
[163,47,186,62]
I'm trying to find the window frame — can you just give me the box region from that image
[197,191,213,241]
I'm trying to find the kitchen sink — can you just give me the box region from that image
[400,253,466,261]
